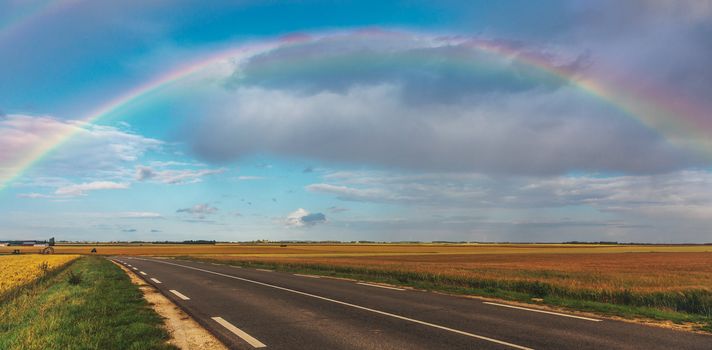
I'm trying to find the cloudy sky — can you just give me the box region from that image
[1,0,711,242]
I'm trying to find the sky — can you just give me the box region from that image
[1,0,711,243]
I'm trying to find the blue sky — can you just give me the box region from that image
[1,1,712,242]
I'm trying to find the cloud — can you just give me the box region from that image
[176,203,218,219]
[327,206,349,213]
[135,165,224,184]
[54,181,129,197]
[285,208,326,227]
[0,114,161,185]
[184,32,703,175]
[117,212,163,219]
[236,175,264,180]
[304,169,712,241]
[307,183,413,203]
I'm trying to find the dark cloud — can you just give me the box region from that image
[228,35,582,104]
[301,212,326,225]
[187,31,707,175]
[135,166,155,181]
[190,83,697,175]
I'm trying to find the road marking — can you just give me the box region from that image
[132,267,138,270]
[231,265,242,268]
[139,271,147,276]
[135,258,532,350]
[255,268,273,272]
[483,302,601,322]
[212,263,223,266]
[127,264,132,267]
[150,278,162,284]
[357,282,405,291]
[169,290,191,300]
[211,317,266,348]
[294,274,320,279]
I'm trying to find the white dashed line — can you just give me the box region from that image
[135,258,532,350]
[357,282,405,291]
[294,274,320,279]
[132,267,138,270]
[483,302,601,322]
[139,271,147,276]
[211,317,266,348]
[150,278,162,284]
[255,268,273,272]
[169,290,190,300]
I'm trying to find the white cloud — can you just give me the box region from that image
[176,203,218,219]
[54,181,129,197]
[117,212,163,219]
[135,165,224,184]
[0,114,161,186]
[236,176,265,181]
[286,208,326,227]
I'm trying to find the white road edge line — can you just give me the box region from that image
[139,271,147,276]
[357,282,405,291]
[212,263,223,266]
[134,258,532,350]
[212,316,267,348]
[483,302,601,322]
[169,289,191,300]
[294,274,320,279]
[150,278,162,284]
[255,268,273,272]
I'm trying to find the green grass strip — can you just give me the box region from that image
[0,256,176,350]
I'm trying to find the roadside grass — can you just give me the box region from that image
[178,256,712,333]
[0,256,176,350]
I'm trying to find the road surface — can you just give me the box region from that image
[112,256,712,350]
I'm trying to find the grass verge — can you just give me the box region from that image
[0,256,176,350]
[178,256,712,333]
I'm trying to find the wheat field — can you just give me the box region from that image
[0,255,79,298]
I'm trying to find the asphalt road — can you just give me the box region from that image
[112,256,712,350]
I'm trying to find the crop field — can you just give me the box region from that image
[2,244,710,327]
[150,243,712,327]
[1,242,710,256]
[0,254,79,299]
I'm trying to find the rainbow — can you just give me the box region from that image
[0,0,77,42]
[3,30,711,190]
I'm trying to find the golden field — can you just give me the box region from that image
[0,254,79,298]
[190,246,712,318]
[1,242,711,257]
[2,243,711,316]
[203,251,712,293]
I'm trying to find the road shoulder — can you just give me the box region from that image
[113,260,227,350]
